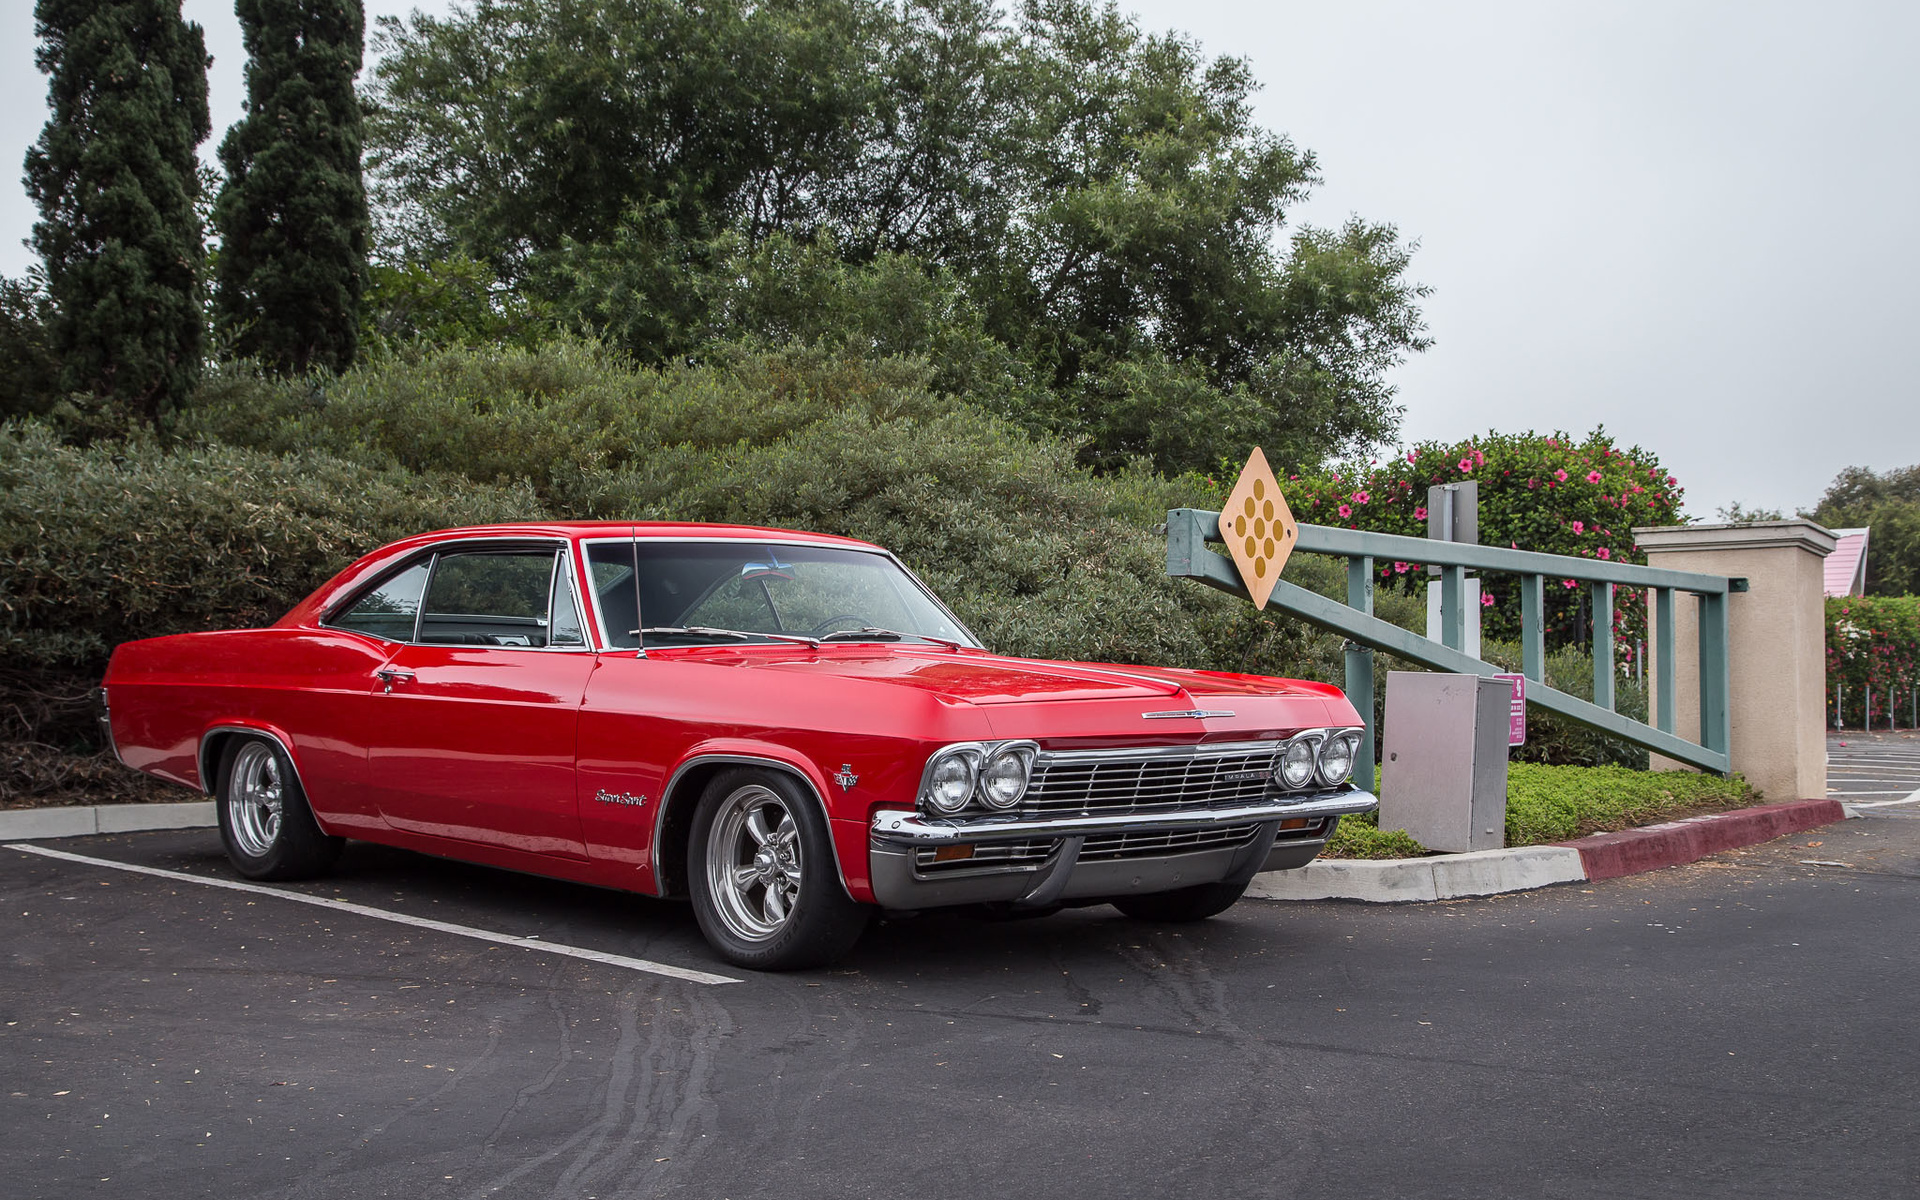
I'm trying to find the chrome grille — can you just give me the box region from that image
[1020,741,1280,817]
[1079,823,1262,861]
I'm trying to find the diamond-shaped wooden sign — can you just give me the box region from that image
[1220,447,1297,609]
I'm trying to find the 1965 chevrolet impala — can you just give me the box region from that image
[100,522,1378,969]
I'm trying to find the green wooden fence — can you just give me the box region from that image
[1165,509,1746,780]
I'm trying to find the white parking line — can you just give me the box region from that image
[1843,788,1920,810]
[6,843,741,986]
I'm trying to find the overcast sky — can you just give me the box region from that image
[5,1,1916,520]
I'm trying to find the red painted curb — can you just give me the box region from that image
[1561,799,1847,881]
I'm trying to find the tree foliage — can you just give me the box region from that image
[363,0,1428,474]
[23,0,210,426]
[0,275,59,419]
[213,0,371,374]
[1811,463,1920,598]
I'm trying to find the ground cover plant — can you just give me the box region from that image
[1325,763,1759,859]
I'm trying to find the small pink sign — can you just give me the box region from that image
[1495,673,1526,746]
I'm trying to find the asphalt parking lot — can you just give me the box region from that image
[6,758,1919,1199]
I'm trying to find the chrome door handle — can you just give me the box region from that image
[375,667,416,694]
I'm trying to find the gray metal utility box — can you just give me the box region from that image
[1378,672,1511,852]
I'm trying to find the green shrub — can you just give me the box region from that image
[1476,641,1651,768]
[0,422,532,667]
[1325,810,1428,859]
[1503,763,1756,843]
[1283,428,1686,659]
[1328,763,1758,858]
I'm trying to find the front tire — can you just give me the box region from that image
[1111,878,1251,922]
[687,769,870,970]
[215,737,343,881]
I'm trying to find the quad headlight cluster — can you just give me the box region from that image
[917,740,1039,815]
[1275,728,1362,792]
[914,729,1363,818]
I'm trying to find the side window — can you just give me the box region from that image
[550,556,586,647]
[585,544,641,648]
[328,561,430,641]
[419,551,558,647]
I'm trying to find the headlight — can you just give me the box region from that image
[1277,739,1318,790]
[1317,732,1357,787]
[923,749,979,813]
[980,744,1035,809]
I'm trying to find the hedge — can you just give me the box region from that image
[1827,594,1920,726]
[1327,763,1758,858]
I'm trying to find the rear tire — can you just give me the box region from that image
[687,768,870,970]
[1111,878,1251,922]
[215,737,343,881]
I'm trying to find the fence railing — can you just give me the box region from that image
[1165,509,1747,781]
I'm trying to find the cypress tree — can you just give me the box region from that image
[24,0,211,427]
[214,0,369,374]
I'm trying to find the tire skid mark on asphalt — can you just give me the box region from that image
[285,1022,508,1200]
[461,992,650,1198]
[479,964,577,1156]
[5,842,740,986]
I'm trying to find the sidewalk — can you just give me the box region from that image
[1247,798,1849,903]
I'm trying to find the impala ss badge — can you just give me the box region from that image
[834,765,859,791]
[1141,709,1236,720]
[594,789,648,807]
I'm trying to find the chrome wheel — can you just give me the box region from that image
[704,784,803,942]
[226,741,284,859]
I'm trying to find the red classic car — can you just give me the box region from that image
[100,522,1377,969]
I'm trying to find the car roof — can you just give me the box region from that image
[416,521,884,552]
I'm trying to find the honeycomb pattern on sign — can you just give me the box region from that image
[1219,447,1296,610]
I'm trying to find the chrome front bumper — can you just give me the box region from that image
[867,790,1377,911]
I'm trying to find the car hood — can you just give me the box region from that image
[649,644,1357,739]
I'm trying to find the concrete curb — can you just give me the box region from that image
[0,801,215,841]
[1563,799,1846,881]
[1249,797,1848,904]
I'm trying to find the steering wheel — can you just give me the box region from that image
[807,613,870,636]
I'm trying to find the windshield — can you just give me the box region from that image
[583,540,978,650]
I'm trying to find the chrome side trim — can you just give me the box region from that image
[871,790,1378,845]
[648,754,853,902]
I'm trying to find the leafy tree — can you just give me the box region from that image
[363,0,1427,474]
[361,253,556,351]
[1812,464,1920,597]
[24,0,211,427]
[0,275,60,418]
[213,0,370,373]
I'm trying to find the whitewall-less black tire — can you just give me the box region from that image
[215,737,343,881]
[687,768,870,970]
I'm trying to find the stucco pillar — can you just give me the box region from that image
[1636,521,1835,802]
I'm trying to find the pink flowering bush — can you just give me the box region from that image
[1280,428,1686,648]
[1827,596,1920,727]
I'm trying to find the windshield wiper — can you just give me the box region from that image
[817,627,967,652]
[638,625,820,647]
